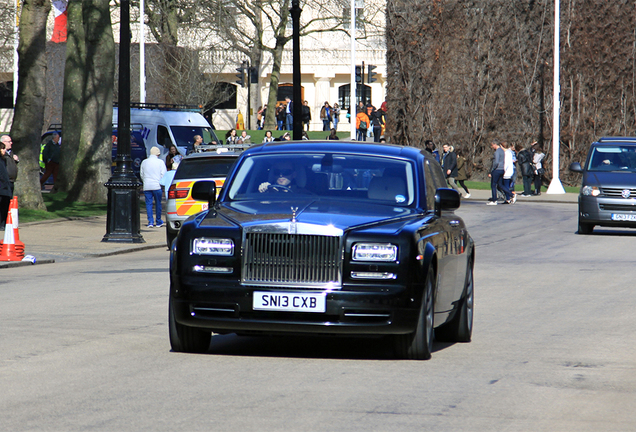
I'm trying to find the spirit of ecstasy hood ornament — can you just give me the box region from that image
[290,207,299,222]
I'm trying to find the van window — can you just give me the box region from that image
[157,125,173,149]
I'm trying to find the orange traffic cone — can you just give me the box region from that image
[10,197,25,257]
[0,210,22,261]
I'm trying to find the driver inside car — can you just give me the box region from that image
[258,163,306,193]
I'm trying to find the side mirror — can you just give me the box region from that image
[191,181,217,209]
[569,162,583,173]
[434,188,460,217]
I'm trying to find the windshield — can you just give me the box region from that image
[170,126,220,151]
[587,145,636,172]
[226,153,416,206]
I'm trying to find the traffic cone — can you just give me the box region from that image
[0,210,22,261]
[10,197,25,257]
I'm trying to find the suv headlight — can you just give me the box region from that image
[581,186,600,196]
[192,238,234,256]
[352,243,398,262]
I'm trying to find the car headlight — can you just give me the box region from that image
[352,243,398,262]
[192,238,234,256]
[581,186,600,196]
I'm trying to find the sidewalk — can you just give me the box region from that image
[0,189,578,269]
[0,216,167,269]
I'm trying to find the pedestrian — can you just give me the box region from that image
[165,144,182,170]
[285,96,293,130]
[425,140,440,163]
[441,144,461,194]
[532,143,545,195]
[355,106,370,141]
[276,105,285,130]
[320,101,332,131]
[140,146,167,228]
[302,101,312,132]
[225,129,239,145]
[327,128,339,140]
[160,161,179,200]
[370,106,384,142]
[501,142,517,203]
[256,106,264,130]
[455,148,471,198]
[240,130,251,144]
[262,130,275,143]
[517,142,534,196]
[487,139,512,205]
[191,134,203,153]
[0,135,18,196]
[0,141,12,230]
[332,103,341,130]
[40,132,61,191]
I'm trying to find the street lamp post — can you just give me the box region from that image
[102,0,144,243]
[290,0,303,140]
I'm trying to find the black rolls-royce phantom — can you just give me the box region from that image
[169,141,474,360]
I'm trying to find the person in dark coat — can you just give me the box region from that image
[517,143,535,196]
[441,144,460,193]
[0,141,13,230]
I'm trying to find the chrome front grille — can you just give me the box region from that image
[602,187,636,198]
[243,232,341,288]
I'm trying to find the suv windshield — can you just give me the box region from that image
[170,126,220,151]
[227,153,416,206]
[174,156,238,180]
[587,145,636,172]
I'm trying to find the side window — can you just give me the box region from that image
[424,160,437,210]
[157,125,173,149]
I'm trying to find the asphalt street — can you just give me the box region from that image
[1,199,636,431]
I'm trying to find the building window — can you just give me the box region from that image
[342,0,364,30]
[0,82,13,109]
[338,83,371,111]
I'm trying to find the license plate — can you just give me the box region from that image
[611,213,636,221]
[253,291,326,313]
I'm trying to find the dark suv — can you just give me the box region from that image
[569,137,636,234]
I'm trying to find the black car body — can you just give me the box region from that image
[169,142,475,359]
[570,137,636,234]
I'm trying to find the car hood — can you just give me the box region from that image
[208,199,422,233]
[585,171,636,188]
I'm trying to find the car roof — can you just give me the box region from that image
[242,140,425,159]
[596,137,636,144]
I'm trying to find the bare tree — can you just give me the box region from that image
[10,0,51,210]
[58,0,115,203]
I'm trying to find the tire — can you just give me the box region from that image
[394,269,435,360]
[169,296,211,353]
[578,217,594,235]
[166,227,177,248]
[436,258,474,342]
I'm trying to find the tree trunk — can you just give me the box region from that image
[60,0,115,203]
[264,42,285,130]
[10,0,51,210]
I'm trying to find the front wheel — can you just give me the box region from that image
[578,217,594,234]
[394,268,435,360]
[169,296,211,353]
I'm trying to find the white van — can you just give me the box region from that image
[113,103,221,157]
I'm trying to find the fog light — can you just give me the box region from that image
[351,271,397,280]
[193,265,233,274]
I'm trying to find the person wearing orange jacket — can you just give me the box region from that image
[355,107,370,141]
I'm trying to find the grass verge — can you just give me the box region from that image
[19,192,108,224]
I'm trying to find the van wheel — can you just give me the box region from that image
[578,217,594,234]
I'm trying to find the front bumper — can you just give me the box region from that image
[171,281,422,336]
[579,195,636,227]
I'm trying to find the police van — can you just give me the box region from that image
[113,103,221,158]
